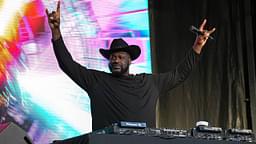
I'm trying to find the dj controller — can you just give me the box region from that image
[93,121,256,143]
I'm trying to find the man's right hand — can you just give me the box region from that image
[46,1,61,40]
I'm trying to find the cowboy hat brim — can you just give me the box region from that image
[99,45,141,61]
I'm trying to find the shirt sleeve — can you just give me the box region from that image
[153,48,200,93]
[52,37,97,93]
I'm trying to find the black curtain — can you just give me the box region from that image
[149,0,256,130]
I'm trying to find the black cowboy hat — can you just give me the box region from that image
[99,38,141,61]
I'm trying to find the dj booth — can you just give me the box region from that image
[90,134,255,144]
[53,133,254,144]
[53,122,256,144]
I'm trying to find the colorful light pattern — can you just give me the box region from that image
[0,0,151,143]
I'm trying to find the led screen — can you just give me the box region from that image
[0,0,151,143]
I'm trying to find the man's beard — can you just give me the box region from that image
[109,63,129,76]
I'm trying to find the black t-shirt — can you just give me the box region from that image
[52,37,200,131]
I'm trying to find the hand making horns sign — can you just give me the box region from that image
[193,19,216,54]
[45,1,61,40]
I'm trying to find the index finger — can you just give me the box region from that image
[208,27,216,34]
[45,8,49,16]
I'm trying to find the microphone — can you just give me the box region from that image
[190,25,214,40]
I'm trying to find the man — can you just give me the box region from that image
[46,1,215,131]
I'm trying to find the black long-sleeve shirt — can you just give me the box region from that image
[52,37,200,131]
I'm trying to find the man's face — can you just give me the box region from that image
[108,51,131,76]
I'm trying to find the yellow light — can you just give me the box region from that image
[0,0,26,37]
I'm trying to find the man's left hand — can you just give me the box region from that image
[193,19,216,54]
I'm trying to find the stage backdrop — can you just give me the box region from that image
[0,0,151,143]
[150,0,256,132]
